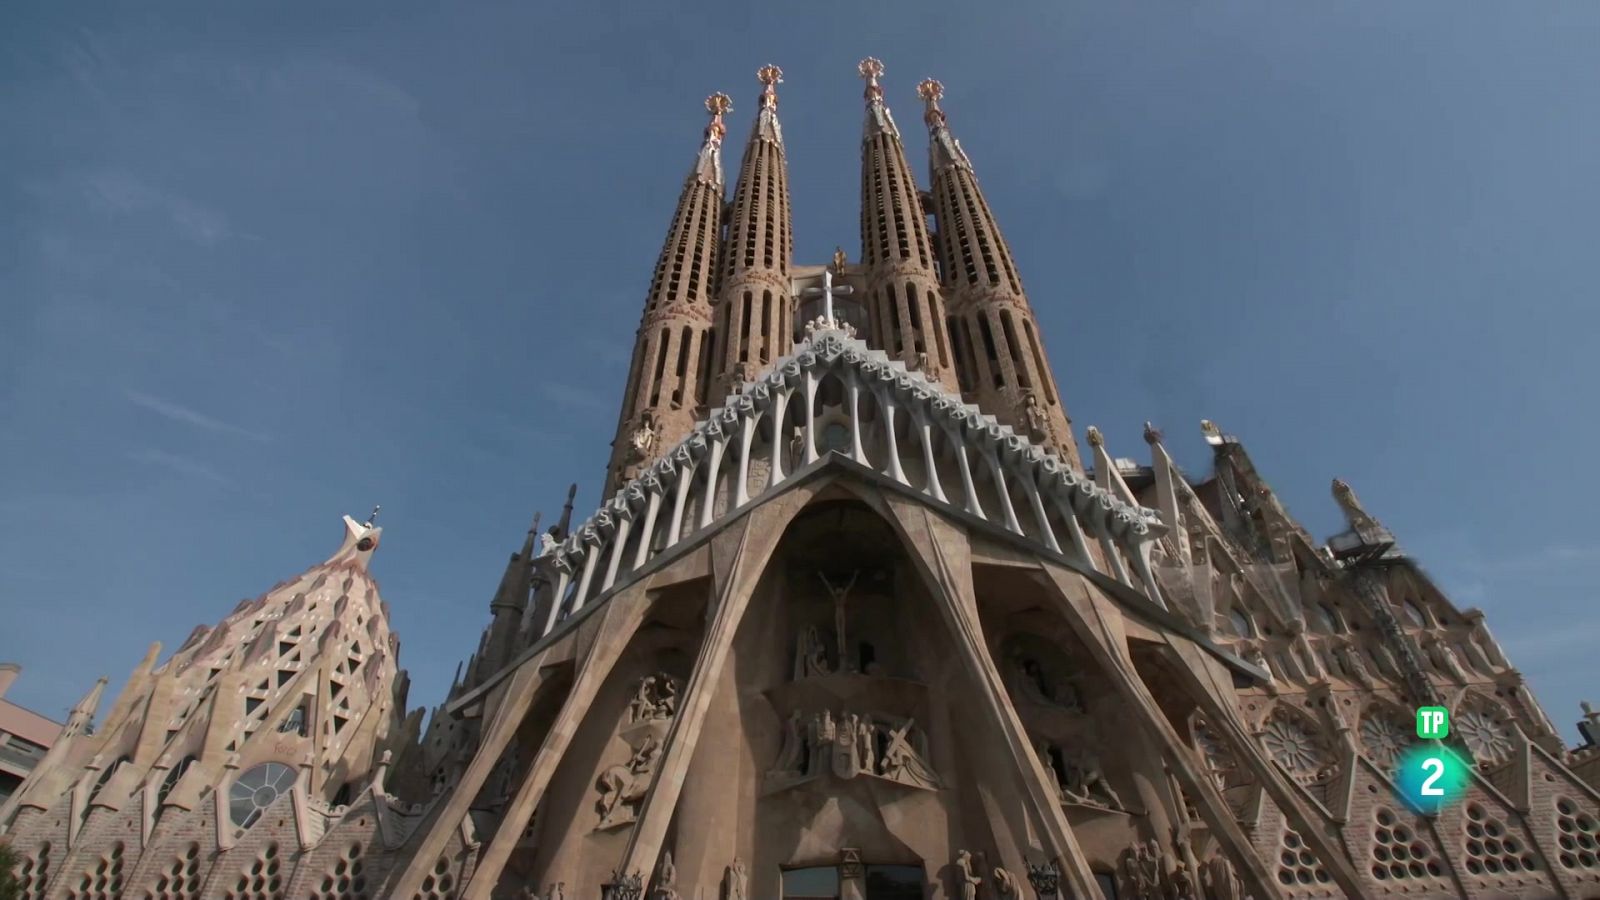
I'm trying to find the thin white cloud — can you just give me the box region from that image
[80,171,230,246]
[127,448,232,485]
[123,389,269,441]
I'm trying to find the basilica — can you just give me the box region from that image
[4,60,1599,900]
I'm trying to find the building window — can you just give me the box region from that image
[864,865,923,899]
[782,866,839,899]
[229,762,296,830]
[278,704,307,736]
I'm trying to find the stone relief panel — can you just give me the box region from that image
[594,671,680,831]
[766,709,939,790]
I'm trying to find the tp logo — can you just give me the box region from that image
[1417,706,1450,740]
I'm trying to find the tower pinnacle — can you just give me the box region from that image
[859,57,900,139]
[695,92,731,185]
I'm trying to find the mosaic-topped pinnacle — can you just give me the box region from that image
[704,92,731,140]
[1086,425,1104,447]
[858,57,885,83]
[859,59,886,107]
[918,78,947,124]
[1142,421,1163,445]
[757,64,783,108]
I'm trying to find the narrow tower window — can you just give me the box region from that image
[906,282,926,353]
[672,325,692,408]
[739,291,754,363]
[695,332,713,406]
[948,316,974,392]
[760,290,772,363]
[976,313,1002,388]
[649,328,671,406]
[1000,310,1032,389]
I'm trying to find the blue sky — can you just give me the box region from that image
[2,2,1596,742]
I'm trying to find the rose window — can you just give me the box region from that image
[1457,707,1515,767]
[1359,711,1408,770]
[1261,715,1333,784]
[229,762,297,829]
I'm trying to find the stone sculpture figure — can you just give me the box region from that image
[818,570,859,671]
[1336,637,1374,686]
[991,865,1017,896]
[1023,391,1049,442]
[1429,637,1472,683]
[1119,843,1163,898]
[954,849,982,900]
[1201,857,1245,900]
[1036,739,1063,796]
[1139,841,1164,894]
[834,711,862,778]
[597,734,661,828]
[857,716,876,773]
[1061,753,1124,811]
[628,412,661,461]
[628,673,682,723]
[651,851,679,900]
[629,676,657,723]
[772,710,804,778]
[794,625,830,680]
[880,719,940,788]
[722,857,747,900]
[549,884,566,900]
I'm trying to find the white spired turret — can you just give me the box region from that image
[1,513,427,900]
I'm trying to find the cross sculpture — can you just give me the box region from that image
[802,261,854,329]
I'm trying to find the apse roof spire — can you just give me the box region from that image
[858,57,899,137]
[364,504,381,527]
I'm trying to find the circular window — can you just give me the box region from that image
[229,762,296,829]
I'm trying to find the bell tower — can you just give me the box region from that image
[920,78,1083,470]
[604,93,730,496]
[856,58,958,391]
[708,65,795,401]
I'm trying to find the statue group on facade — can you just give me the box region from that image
[1009,651,1084,713]
[954,849,1018,898]
[596,732,662,829]
[769,708,940,789]
[1035,739,1126,811]
[627,672,681,724]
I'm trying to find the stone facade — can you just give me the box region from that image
[6,61,1599,900]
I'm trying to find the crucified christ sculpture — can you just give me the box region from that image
[817,570,859,673]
